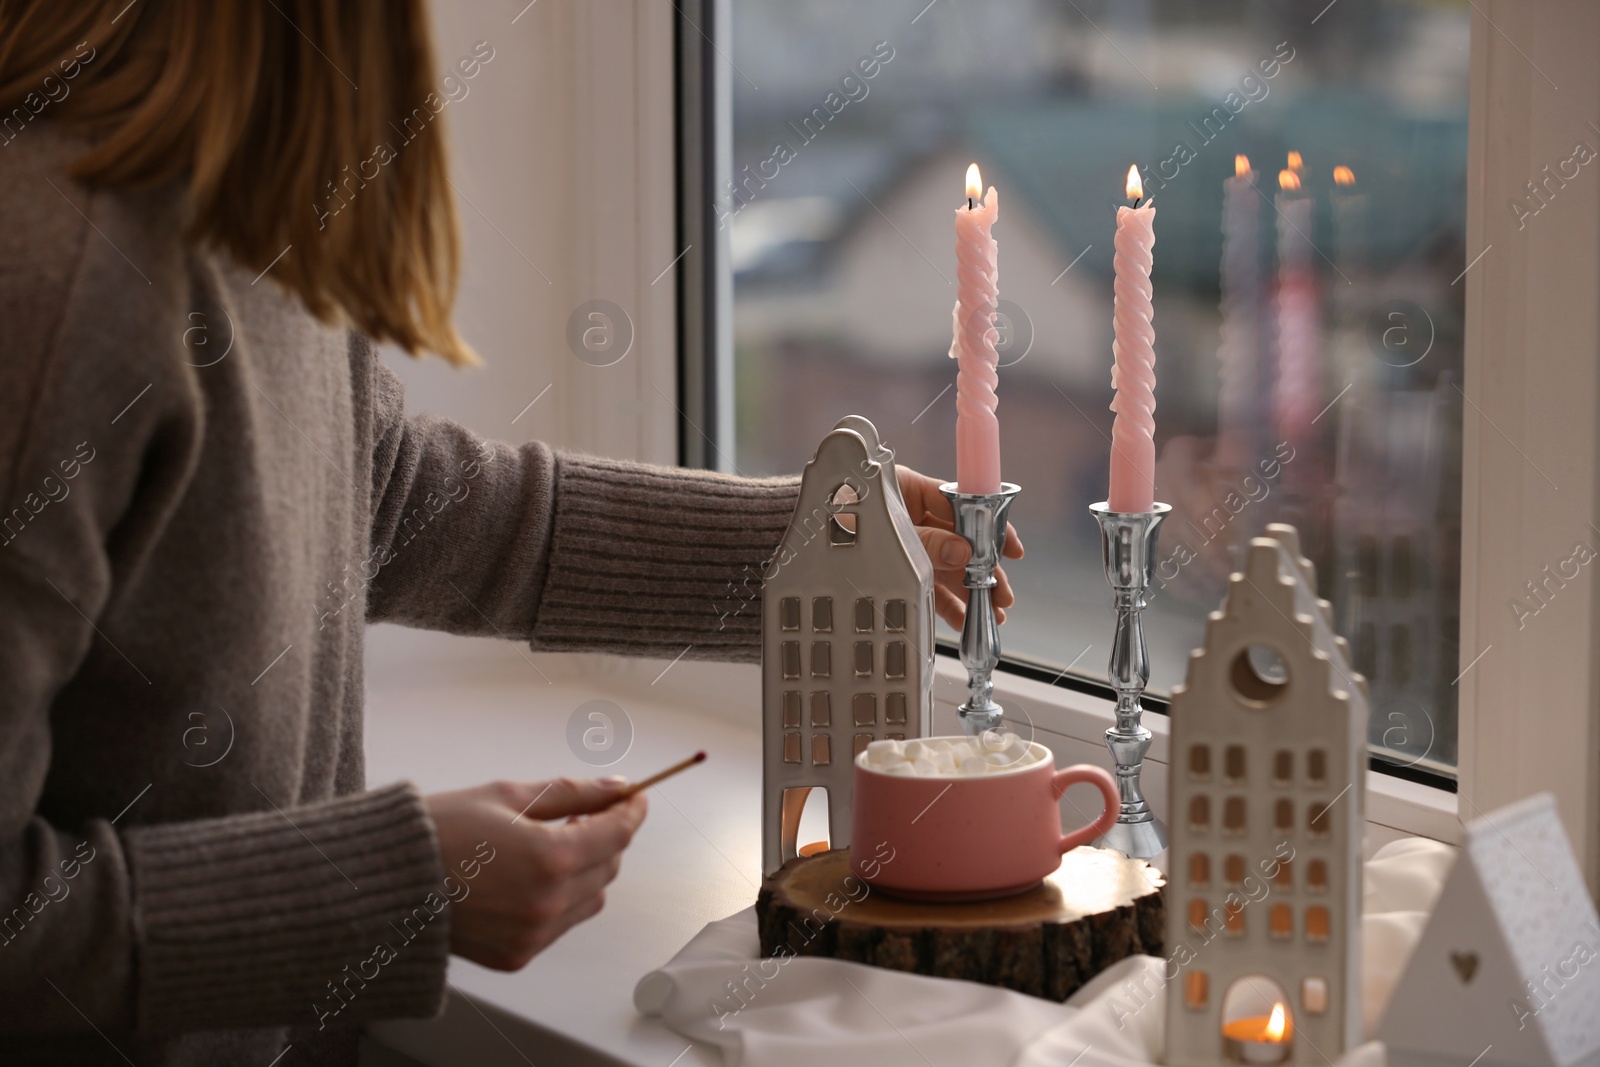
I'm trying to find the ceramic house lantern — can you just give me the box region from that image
[761,416,934,876]
[1378,792,1600,1067]
[1164,525,1370,1066]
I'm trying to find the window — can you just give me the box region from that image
[810,640,831,678]
[1223,898,1246,936]
[722,2,1469,775]
[1307,858,1328,892]
[1185,970,1209,1010]
[828,485,859,545]
[1302,976,1329,1016]
[1269,903,1292,940]
[853,641,873,676]
[812,596,834,632]
[1223,796,1247,834]
[810,692,831,727]
[1305,905,1330,943]
[1274,798,1294,832]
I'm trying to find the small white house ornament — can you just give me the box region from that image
[760,416,934,875]
[1378,792,1600,1067]
[1164,524,1369,1066]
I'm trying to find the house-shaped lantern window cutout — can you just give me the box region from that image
[1377,792,1600,1067]
[761,416,934,875]
[1164,525,1369,1066]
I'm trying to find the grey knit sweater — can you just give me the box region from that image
[0,127,799,1065]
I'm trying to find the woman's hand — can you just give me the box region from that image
[895,466,1024,631]
[423,777,647,971]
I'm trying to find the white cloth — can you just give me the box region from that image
[635,838,1456,1067]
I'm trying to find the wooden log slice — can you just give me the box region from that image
[756,846,1165,1002]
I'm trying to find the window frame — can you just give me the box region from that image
[674,0,735,471]
[1456,0,1600,891]
[660,2,1600,884]
[554,0,678,464]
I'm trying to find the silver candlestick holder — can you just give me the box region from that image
[1090,500,1171,859]
[939,482,1021,736]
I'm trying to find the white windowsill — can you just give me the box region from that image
[361,633,1459,1067]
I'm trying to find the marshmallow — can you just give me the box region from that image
[860,735,1043,777]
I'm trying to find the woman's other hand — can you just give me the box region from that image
[424,778,647,971]
[895,466,1024,631]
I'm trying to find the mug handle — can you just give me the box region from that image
[1052,764,1121,854]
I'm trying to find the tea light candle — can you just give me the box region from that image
[1221,1004,1292,1065]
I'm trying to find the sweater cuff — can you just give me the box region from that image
[533,452,801,663]
[123,783,450,1035]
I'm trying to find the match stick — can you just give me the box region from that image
[615,751,707,799]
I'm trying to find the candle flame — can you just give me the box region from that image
[1287,150,1304,172]
[966,163,983,203]
[1235,154,1251,177]
[1266,1004,1287,1041]
[1278,169,1301,192]
[1125,164,1143,201]
[1334,165,1356,187]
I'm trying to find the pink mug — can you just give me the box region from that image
[850,737,1120,901]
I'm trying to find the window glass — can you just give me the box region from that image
[730,1,1468,772]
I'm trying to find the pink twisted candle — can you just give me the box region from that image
[1109,168,1157,514]
[950,168,1001,495]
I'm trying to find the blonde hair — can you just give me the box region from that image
[0,0,476,365]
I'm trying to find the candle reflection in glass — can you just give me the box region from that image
[1217,153,1261,468]
[1331,165,1365,272]
[1330,165,1367,333]
[1274,161,1321,481]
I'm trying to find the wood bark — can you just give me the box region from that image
[755,846,1166,1002]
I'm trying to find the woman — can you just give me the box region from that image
[0,2,1020,1064]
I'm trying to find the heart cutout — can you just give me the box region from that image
[1450,950,1479,984]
